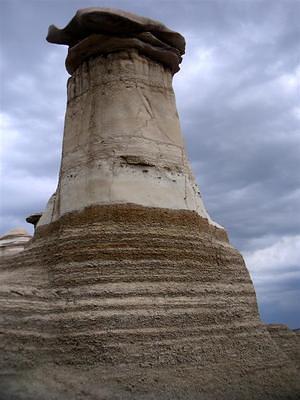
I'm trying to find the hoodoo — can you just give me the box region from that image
[0,8,299,400]
[0,228,31,257]
[40,7,213,227]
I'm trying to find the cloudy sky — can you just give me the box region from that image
[1,0,299,328]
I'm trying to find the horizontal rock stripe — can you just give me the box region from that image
[0,204,299,398]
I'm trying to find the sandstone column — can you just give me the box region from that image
[39,8,217,228]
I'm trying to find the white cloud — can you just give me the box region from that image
[0,112,20,160]
[0,51,66,234]
[292,106,300,120]
[243,235,300,326]
[228,68,299,110]
[278,65,300,94]
[244,235,300,273]
[174,41,219,109]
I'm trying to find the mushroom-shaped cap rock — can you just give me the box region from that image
[46,7,185,54]
[26,213,43,227]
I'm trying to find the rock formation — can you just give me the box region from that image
[267,324,300,369]
[26,213,42,231]
[0,228,31,257]
[40,7,212,227]
[0,8,299,400]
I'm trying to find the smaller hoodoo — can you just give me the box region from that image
[0,228,31,257]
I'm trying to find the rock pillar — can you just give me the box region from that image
[39,8,215,227]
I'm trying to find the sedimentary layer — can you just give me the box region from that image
[0,205,299,399]
[267,324,300,369]
[65,33,182,74]
[0,228,32,257]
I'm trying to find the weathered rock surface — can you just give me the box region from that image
[0,228,31,257]
[46,7,185,51]
[267,324,300,369]
[1,205,300,399]
[0,7,299,400]
[26,213,42,230]
[65,33,181,75]
[38,49,217,228]
[47,7,185,75]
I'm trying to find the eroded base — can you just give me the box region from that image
[0,205,299,399]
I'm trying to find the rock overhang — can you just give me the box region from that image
[46,7,185,75]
